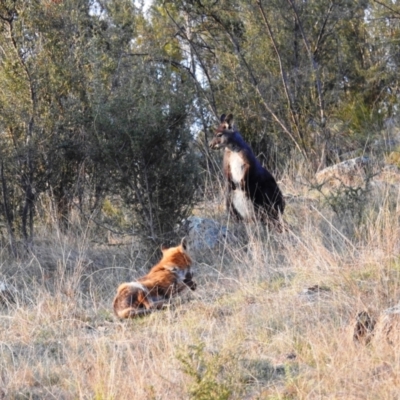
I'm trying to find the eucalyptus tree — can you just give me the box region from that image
[362,0,400,126]
[0,0,200,250]
[157,0,374,170]
[0,0,103,249]
[92,0,200,242]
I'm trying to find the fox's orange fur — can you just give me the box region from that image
[113,238,196,318]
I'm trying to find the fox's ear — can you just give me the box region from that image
[226,113,234,127]
[220,114,226,123]
[161,244,168,252]
[181,237,187,251]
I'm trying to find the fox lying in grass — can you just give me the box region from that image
[113,238,196,318]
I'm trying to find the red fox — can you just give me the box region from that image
[113,238,196,318]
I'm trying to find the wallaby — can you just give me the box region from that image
[209,113,285,230]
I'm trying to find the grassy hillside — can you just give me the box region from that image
[1,165,400,399]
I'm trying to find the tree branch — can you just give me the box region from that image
[163,5,219,117]
[256,1,303,141]
[287,0,325,125]
[372,0,400,18]
[209,9,308,160]
[314,1,334,58]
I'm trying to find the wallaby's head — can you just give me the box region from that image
[216,113,234,132]
[209,113,235,150]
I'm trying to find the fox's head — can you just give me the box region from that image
[160,237,192,274]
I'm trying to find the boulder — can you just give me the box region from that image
[374,164,400,184]
[182,216,232,252]
[316,157,372,187]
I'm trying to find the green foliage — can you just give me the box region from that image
[93,58,199,240]
[324,183,370,226]
[0,0,200,249]
[334,93,384,147]
[157,0,394,168]
[386,149,400,168]
[315,169,374,230]
[177,343,234,400]
[2,0,400,249]
[101,198,127,228]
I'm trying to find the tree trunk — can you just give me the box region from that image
[0,161,17,257]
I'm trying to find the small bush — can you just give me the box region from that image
[177,343,236,400]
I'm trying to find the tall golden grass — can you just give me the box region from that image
[1,167,400,399]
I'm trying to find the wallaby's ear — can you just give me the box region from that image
[181,237,187,251]
[226,114,234,128]
[220,114,226,123]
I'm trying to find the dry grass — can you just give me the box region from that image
[1,169,400,399]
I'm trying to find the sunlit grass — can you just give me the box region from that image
[1,170,400,399]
